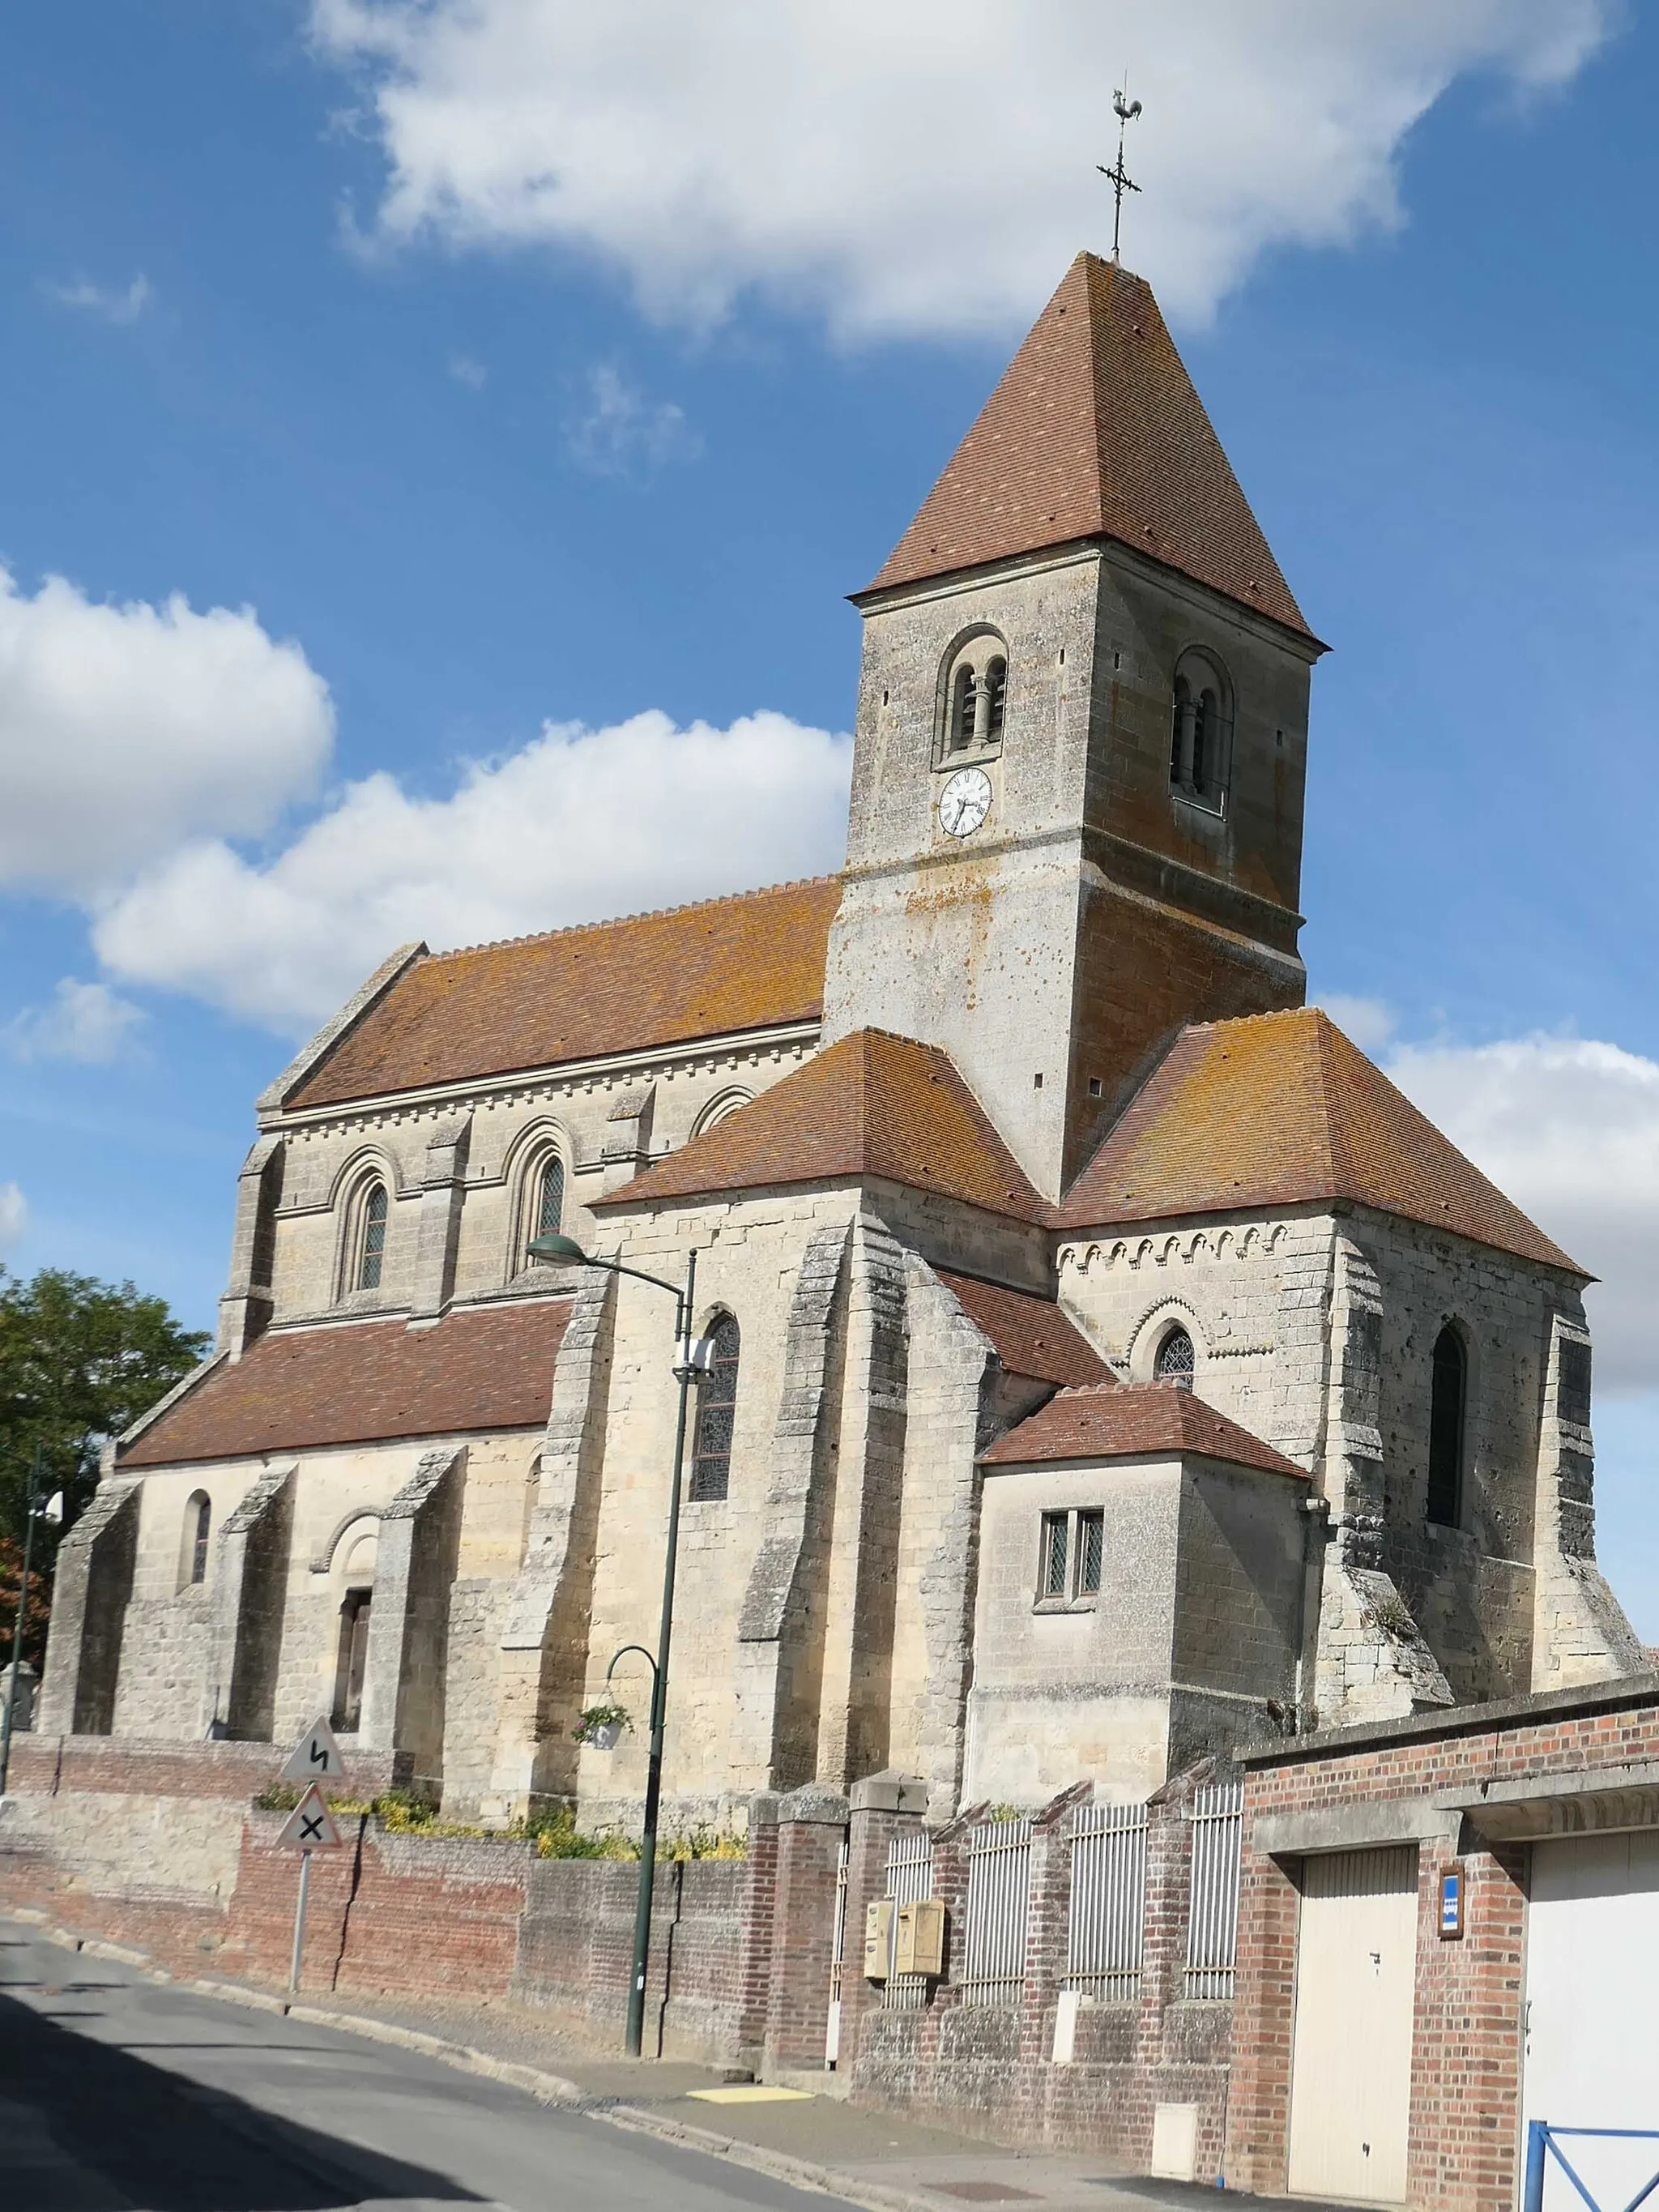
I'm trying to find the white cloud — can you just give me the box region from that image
[0,569,334,899]
[309,0,1614,335]
[565,365,700,476]
[0,1183,25,1252]
[1387,1034,1659,1396]
[49,273,151,325]
[447,350,487,388]
[92,708,851,1031]
[1321,993,1397,1053]
[5,979,146,1065]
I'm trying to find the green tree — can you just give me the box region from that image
[0,1267,209,1665]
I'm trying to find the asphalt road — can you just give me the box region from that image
[0,1929,854,2212]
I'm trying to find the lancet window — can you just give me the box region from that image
[357,1181,389,1291]
[1427,1325,1466,1527]
[689,1313,741,1502]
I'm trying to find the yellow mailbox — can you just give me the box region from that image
[893,1898,946,1977]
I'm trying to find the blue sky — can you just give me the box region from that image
[6,2,1659,1628]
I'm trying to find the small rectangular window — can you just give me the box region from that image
[1040,1512,1069,1598]
[1077,1510,1104,1596]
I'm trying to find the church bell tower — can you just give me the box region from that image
[821,253,1326,1202]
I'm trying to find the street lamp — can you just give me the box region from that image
[527,1229,711,2057]
[0,1444,65,1797]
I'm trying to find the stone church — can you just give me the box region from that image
[41,253,1643,1830]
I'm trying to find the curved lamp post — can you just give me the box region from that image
[527,1230,708,2057]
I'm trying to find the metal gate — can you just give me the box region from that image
[884,1827,935,2009]
[961,1815,1033,2006]
[1066,1799,1149,2003]
[824,1831,849,2065]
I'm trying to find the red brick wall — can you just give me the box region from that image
[843,1770,1235,2169]
[5,1733,399,1800]
[510,1851,757,2060]
[1227,1686,1659,2212]
[215,1813,532,1997]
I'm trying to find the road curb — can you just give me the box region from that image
[603,2101,945,2212]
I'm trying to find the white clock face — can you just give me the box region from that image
[939,766,992,838]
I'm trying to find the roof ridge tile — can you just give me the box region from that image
[420,873,842,966]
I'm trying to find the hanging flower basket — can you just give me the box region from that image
[574,1702,633,1751]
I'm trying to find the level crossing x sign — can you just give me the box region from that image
[276,1783,343,1853]
[280,1715,344,1785]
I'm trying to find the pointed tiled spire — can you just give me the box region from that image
[866,253,1311,638]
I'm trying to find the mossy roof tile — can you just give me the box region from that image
[1059,1007,1578,1273]
[285,878,841,1109]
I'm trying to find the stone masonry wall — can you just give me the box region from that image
[1057,1202,1631,1730]
[262,1036,817,1330]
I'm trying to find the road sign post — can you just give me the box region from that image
[289,1851,313,1995]
[275,1733,344,1996]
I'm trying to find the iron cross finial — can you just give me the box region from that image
[1098,84,1144,261]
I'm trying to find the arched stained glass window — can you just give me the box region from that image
[1154,1326,1195,1381]
[689,1313,740,1502]
[1427,1325,1465,1527]
[190,1494,211,1584]
[358,1182,388,1291]
[535,1155,565,1241]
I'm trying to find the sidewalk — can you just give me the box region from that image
[234,1975,1152,2212]
[10,1907,1263,2212]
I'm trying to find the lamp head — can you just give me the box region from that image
[527,1232,591,1266]
[41,1492,63,1526]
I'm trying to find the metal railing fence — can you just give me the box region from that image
[882,1826,935,2011]
[1183,1779,1243,2000]
[1065,1799,1148,2002]
[1524,2123,1659,2212]
[959,1815,1033,2006]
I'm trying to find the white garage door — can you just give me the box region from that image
[1526,1831,1659,2212]
[1287,1846,1418,2204]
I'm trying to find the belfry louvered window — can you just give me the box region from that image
[689,1313,740,1501]
[983,655,1007,741]
[937,632,1010,764]
[950,664,978,750]
[1169,649,1232,812]
[358,1182,388,1291]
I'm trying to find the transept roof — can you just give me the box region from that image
[864,252,1314,641]
[935,1270,1111,1389]
[595,1026,1047,1223]
[1058,1007,1579,1273]
[979,1378,1304,1477]
[279,877,842,1111]
[120,1298,573,1467]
